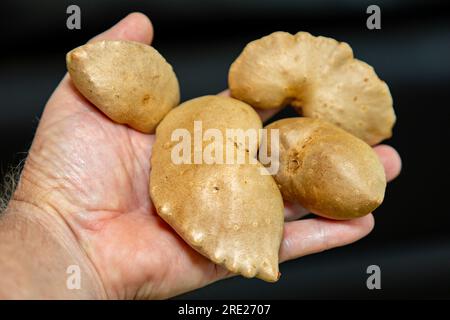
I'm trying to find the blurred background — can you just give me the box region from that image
[1,0,449,299]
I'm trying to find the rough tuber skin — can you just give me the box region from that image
[264,118,386,220]
[229,31,396,145]
[67,40,180,133]
[150,96,284,282]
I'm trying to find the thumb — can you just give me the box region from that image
[40,12,154,125]
[89,12,153,44]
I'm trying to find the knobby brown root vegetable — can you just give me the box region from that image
[229,31,396,145]
[66,40,180,133]
[150,96,284,282]
[264,118,386,220]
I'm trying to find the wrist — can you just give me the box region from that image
[0,200,107,299]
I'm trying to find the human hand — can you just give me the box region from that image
[1,13,401,299]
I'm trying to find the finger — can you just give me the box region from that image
[89,12,153,44]
[284,201,309,221]
[279,214,374,262]
[218,90,282,122]
[209,214,374,285]
[257,107,283,123]
[373,144,402,181]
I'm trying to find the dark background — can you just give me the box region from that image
[1,0,449,299]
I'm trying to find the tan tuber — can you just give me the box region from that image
[67,40,180,133]
[229,31,396,145]
[150,96,284,282]
[264,118,386,220]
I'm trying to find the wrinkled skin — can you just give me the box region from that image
[9,13,402,299]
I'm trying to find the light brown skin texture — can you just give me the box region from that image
[229,31,396,145]
[67,40,180,133]
[265,118,386,220]
[150,96,284,282]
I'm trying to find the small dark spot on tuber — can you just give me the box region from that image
[142,94,151,104]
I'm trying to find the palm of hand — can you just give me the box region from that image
[23,77,224,299]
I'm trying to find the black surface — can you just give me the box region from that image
[1,0,449,299]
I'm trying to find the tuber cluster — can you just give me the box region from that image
[66,32,395,282]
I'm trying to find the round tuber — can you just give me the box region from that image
[264,117,386,220]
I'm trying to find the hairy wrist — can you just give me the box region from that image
[0,200,106,299]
